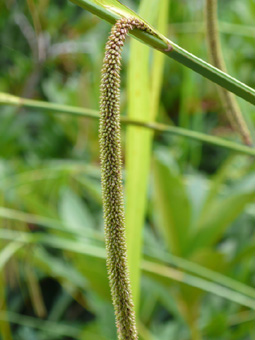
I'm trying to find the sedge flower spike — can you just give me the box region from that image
[99,18,153,340]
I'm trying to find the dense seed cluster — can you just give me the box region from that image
[99,18,153,340]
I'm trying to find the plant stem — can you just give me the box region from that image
[1,92,255,156]
[205,0,252,145]
[69,0,255,106]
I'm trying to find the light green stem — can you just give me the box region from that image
[1,92,255,156]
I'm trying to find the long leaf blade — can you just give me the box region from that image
[125,0,156,311]
[1,92,255,156]
[69,0,255,105]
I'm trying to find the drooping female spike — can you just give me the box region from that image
[99,17,153,340]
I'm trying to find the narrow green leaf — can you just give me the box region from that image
[125,0,154,311]
[0,92,99,118]
[0,206,102,242]
[25,265,47,318]
[125,0,169,310]
[0,271,13,340]
[0,241,24,270]
[142,260,255,310]
[59,188,95,231]
[4,208,255,303]
[144,247,255,300]
[153,156,191,256]
[150,0,169,121]
[69,0,255,105]
[1,230,255,309]
[0,311,80,338]
[188,192,255,254]
[69,0,168,47]
[1,92,255,156]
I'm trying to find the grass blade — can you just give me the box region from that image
[0,241,24,270]
[125,0,157,310]
[1,230,255,309]
[0,311,80,338]
[144,248,255,301]
[153,156,191,255]
[69,0,255,105]
[142,260,255,310]
[1,92,255,155]
[125,0,169,310]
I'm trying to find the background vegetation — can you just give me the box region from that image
[1,0,255,339]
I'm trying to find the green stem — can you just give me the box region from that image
[205,0,252,145]
[69,0,255,106]
[1,92,255,156]
[190,321,202,340]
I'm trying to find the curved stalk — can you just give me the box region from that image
[1,92,255,156]
[99,17,153,340]
[205,0,252,145]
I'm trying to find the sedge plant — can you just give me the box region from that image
[99,17,155,340]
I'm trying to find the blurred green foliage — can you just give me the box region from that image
[0,0,255,339]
